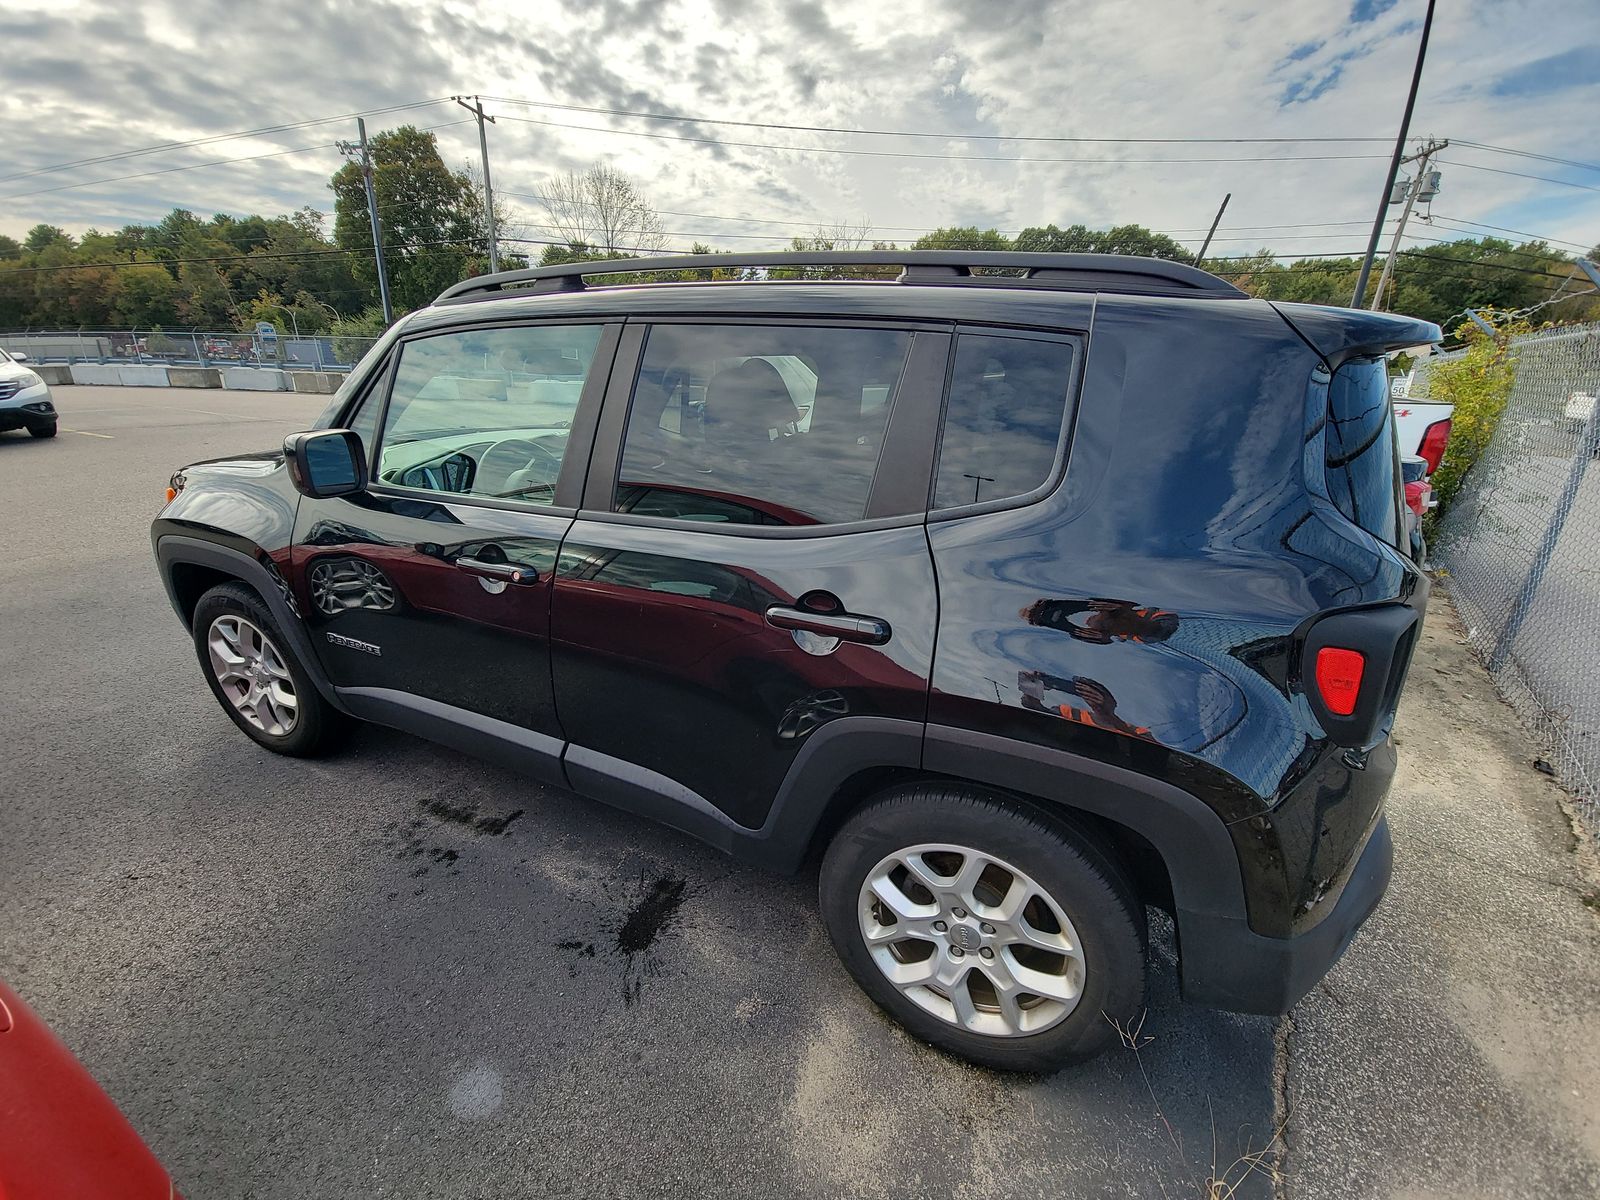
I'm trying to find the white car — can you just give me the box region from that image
[0,348,57,439]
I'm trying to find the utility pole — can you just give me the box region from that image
[1370,138,1447,310]
[455,95,500,272]
[339,118,393,324]
[1351,0,1436,308]
[1195,193,1231,265]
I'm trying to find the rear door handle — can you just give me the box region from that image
[456,557,539,585]
[765,605,891,645]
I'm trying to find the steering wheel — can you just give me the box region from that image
[479,436,565,497]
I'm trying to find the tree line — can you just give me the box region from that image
[2,123,1595,337]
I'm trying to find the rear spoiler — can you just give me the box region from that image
[1270,302,1441,368]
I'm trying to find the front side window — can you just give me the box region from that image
[374,325,604,506]
[614,325,913,526]
[933,333,1075,510]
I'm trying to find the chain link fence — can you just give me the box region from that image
[1435,321,1600,826]
[0,329,379,371]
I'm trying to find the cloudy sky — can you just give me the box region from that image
[2,0,1597,261]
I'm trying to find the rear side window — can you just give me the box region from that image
[1326,357,1400,546]
[932,332,1075,510]
[614,324,912,526]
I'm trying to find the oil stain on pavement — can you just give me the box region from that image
[383,798,526,897]
[559,872,691,1006]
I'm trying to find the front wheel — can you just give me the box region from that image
[820,782,1147,1072]
[191,582,351,756]
[28,421,57,439]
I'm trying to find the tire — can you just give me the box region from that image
[191,581,351,757]
[28,422,57,439]
[820,781,1146,1072]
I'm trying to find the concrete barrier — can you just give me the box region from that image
[116,364,171,387]
[288,371,340,394]
[222,367,289,392]
[36,364,73,385]
[69,363,123,386]
[167,367,222,389]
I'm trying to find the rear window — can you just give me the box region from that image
[932,332,1075,510]
[1325,356,1400,546]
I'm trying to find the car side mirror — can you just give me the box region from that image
[11,352,28,362]
[284,429,367,499]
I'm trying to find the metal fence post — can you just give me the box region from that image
[1488,385,1600,671]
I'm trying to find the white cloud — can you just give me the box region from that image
[1,0,1596,256]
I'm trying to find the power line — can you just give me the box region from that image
[0,98,454,184]
[493,112,1389,166]
[0,120,476,202]
[1436,159,1600,194]
[1449,140,1600,175]
[498,189,1379,238]
[482,95,1392,145]
[1422,215,1594,251]
[0,234,622,277]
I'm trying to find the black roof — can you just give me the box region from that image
[432,250,1249,305]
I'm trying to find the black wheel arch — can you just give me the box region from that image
[154,532,348,714]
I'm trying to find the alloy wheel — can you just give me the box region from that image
[857,843,1086,1037]
[206,614,299,736]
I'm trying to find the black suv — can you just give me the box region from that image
[153,252,1437,1070]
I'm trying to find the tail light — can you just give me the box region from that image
[1418,417,1452,474]
[1404,479,1431,517]
[1315,647,1366,715]
[1302,602,1423,748]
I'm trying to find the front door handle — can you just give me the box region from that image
[765,605,891,645]
[456,557,539,585]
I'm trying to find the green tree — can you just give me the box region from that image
[0,234,21,261]
[24,224,73,253]
[911,226,1012,251]
[179,264,237,326]
[108,263,181,326]
[331,125,485,311]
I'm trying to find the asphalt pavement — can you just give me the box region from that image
[1,385,1595,1199]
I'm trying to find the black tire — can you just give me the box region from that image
[820,781,1146,1072]
[28,422,57,439]
[191,581,352,757]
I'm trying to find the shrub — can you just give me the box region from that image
[1427,316,1528,518]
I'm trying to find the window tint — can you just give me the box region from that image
[375,325,603,506]
[614,325,912,526]
[933,333,1074,510]
[1326,357,1400,546]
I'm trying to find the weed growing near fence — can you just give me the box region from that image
[1427,317,1529,517]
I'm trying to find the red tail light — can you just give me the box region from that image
[1404,479,1430,517]
[1418,417,1452,474]
[1315,647,1366,716]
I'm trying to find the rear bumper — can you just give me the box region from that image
[1177,815,1393,1014]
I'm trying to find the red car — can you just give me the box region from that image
[0,981,172,1199]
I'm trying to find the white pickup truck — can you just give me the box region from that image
[1389,370,1453,475]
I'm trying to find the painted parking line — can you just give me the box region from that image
[62,428,115,439]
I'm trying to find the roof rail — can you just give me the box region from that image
[432,250,1249,304]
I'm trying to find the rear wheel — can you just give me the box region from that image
[820,781,1146,1071]
[192,582,350,756]
[27,422,56,439]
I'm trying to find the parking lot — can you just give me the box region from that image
[2,386,1597,1198]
